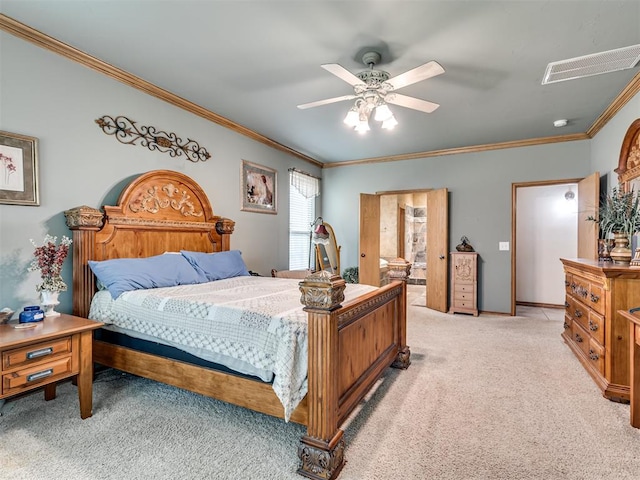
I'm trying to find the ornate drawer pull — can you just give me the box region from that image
[565,281,570,287]
[589,349,599,361]
[575,333,583,343]
[590,293,600,303]
[563,322,570,330]
[26,368,54,383]
[26,347,53,359]
[574,310,583,318]
[588,320,598,331]
[565,301,570,309]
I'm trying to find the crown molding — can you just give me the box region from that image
[0,14,322,168]
[322,133,590,168]
[586,70,640,138]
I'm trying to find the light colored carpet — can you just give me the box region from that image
[2,286,640,479]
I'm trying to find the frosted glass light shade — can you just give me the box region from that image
[374,103,393,121]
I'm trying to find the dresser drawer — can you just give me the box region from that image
[587,310,605,346]
[587,339,605,375]
[588,284,605,316]
[570,299,589,332]
[571,321,590,357]
[455,284,475,294]
[563,314,572,336]
[454,290,475,303]
[570,276,589,304]
[565,273,572,296]
[2,356,73,396]
[2,337,72,371]
[452,299,476,310]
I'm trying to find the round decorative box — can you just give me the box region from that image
[19,305,45,323]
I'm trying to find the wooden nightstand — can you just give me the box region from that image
[0,314,103,419]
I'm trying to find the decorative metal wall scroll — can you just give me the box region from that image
[95,115,210,162]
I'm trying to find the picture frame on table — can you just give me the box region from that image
[241,160,277,214]
[0,130,39,206]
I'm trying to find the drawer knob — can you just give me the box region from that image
[575,333,583,343]
[588,320,598,332]
[590,293,600,303]
[574,310,583,318]
[565,301,570,309]
[26,347,53,359]
[589,349,600,361]
[26,368,54,383]
[563,322,570,330]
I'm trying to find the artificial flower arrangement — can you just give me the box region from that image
[28,234,73,292]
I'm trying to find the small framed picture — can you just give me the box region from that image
[241,160,277,214]
[0,130,39,206]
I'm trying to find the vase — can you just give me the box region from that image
[40,289,61,317]
[610,232,632,265]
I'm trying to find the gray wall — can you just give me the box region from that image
[322,141,592,313]
[1,29,637,317]
[0,32,321,315]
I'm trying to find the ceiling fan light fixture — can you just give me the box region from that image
[354,120,370,134]
[374,103,393,122]
[343,108,359,127]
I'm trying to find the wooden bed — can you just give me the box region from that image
[64,169,411,480]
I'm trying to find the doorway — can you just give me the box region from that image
[511,174,599,315]
[359,188,449,312]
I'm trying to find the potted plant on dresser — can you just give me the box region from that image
[588,185,640,264]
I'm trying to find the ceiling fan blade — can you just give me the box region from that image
[386,61,445,90]
[321,63,363,86]
[297,94,357,110]
[386,93,440,113]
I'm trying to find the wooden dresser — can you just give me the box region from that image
[449,252,478,316]
[561,258,640,402]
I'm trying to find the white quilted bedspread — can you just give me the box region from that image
[89,275,376,420]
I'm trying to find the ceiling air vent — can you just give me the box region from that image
[542,44,640,85]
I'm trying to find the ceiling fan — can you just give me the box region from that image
[297,51,445,132]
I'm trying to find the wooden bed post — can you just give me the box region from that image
[215,217,235,251]
[298,271,346,480]
[387,258,412,369]
[64,205,105,318]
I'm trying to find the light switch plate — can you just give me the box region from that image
[499,241,510,251]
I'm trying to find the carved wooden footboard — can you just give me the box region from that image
[297,260,410,480]
[64,169,410,480]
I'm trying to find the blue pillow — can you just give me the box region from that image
[89,254,207,299]
[180,250,250,282]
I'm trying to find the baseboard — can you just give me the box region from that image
[516,301,563,309]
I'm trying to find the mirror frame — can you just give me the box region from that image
[615,118,640,192]
[315,222,341,275]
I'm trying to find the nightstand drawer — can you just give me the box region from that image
[2,356,72,395]
[2,337,72,371]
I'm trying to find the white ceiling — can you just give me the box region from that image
[2,1,640,165]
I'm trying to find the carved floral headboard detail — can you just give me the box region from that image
[615,118,640,191]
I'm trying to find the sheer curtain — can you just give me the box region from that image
[289,169,320,269]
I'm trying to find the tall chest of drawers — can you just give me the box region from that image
[561,258,640,402]
[449,252,478,316]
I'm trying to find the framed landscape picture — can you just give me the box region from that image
[0,130,39,206]
[241,160,277,214]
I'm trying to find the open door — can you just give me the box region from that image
[577,172,600,260]
[426,189,449,312]
[359,193,381,286]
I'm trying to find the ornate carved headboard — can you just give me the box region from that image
[615,118,640,191]
[64,169,235,317]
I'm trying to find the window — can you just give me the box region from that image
[289,169,320,269]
